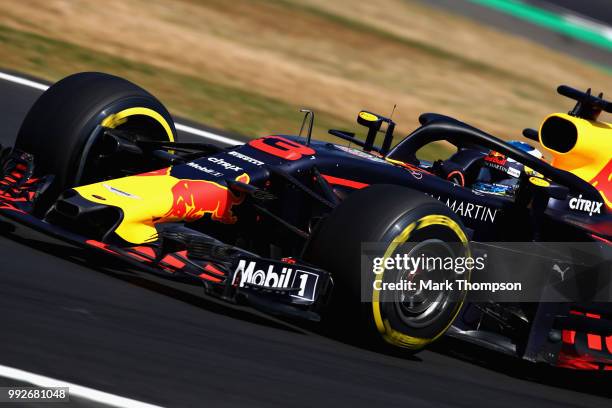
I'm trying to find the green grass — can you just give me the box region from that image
[0,23,448,158]
[271,0,549,86]
[0,24,340,137]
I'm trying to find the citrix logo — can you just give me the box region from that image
[569,194,603,216]
[208,157,243,172]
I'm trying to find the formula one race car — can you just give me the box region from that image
[0,73,610,370]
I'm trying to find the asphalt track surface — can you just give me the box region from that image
[0,76,610,408]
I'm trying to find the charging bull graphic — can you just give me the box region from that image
[590,159,612,209]
[484,151,507,166]
[70,169,251,244]
[163,173,250,223]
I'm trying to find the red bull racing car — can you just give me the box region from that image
[0,72,610,370]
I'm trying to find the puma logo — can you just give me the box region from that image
[552,264,570,281]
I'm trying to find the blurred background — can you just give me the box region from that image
[0,0,609,145]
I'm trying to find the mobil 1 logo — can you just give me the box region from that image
[232,259,319,301]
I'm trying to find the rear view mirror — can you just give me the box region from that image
[357,111,383,153]
[357,111,383,130]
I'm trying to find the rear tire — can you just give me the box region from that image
[304,184,471,351]
[15,72,177,211]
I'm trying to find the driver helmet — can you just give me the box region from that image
[473,141,543,196]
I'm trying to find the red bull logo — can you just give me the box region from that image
[485,151,507,166]
[163,173,250,223]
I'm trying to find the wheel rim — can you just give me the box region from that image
[389,239,459,329]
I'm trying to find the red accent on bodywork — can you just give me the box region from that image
[589,159,611,208]
[557,310,612,370]
[562,330,576,345]
[198,273,222,283]
[85,240,118,255]
[557,352,600,370]
[590,234,612,244]
[130,247,185,270]
[125,246,157,262]
[0,195,27,202]
[447,170,465,186]
[158,265,176,274]
[132,246,157,258]
[321,174,369,189]
[570,310,583,316]
[125,251,151,263]
[249,136,315,161]
[587,334,603,351]
[0,203,26,213]
[204,263,225,276]
[161,255,185,269]
[139,167,171,176]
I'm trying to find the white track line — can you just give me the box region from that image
[0,364,165,408]
[0,70,243,145]
[562,13,612,41]
[175,123,242,145]
[0,71,50,91]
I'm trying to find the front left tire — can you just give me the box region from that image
[15,71,177,212]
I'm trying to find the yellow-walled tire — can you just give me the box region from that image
[15,72,177,212]
[304,184,470,352]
